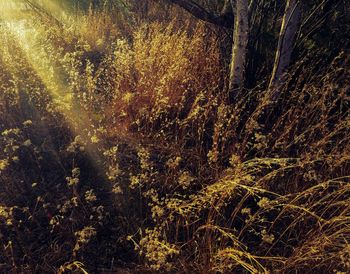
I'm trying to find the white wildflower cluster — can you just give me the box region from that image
[66,167,80,186]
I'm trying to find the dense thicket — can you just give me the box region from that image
[0,0,349,273]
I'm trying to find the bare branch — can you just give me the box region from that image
[167,0,234,28]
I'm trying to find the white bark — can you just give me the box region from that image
[269,0,302,91]
[229,0,249,90]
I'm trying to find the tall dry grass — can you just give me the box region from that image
[0,4,349,274]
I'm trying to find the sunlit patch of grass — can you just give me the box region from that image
[0,5,109,173]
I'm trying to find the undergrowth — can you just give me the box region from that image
[0,3,350,273]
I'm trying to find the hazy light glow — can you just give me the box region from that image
[0,0,104,168]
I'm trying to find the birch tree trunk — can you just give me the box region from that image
[229,0,249,91]
[269,0,302,91]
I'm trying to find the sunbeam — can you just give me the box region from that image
[0,0,105,170]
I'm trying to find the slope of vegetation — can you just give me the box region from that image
[0,0,349,273]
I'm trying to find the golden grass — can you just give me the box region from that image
[0,5,349,273]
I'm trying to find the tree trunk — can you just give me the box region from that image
[228,0,249,91]
[269,0,302,92]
